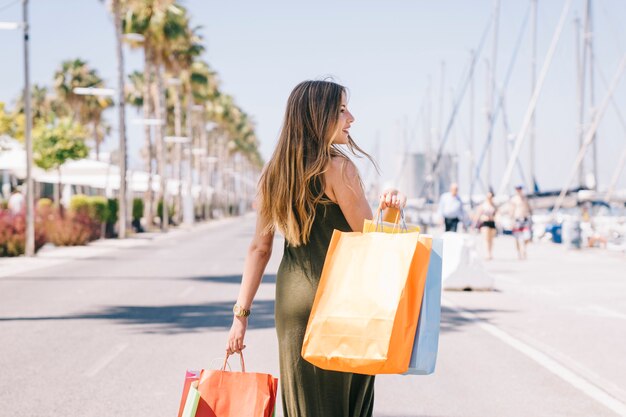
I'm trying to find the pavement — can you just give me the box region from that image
[1,215,625,417]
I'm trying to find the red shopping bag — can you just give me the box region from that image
[177,370,201,417]
[196,353,278,417]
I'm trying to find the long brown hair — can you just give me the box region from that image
[258,80,374,246]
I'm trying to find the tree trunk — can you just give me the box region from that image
[112,0,128,239]
[93,120,100,161]
[143,46,154,226]
[56,167,64,218]
[173,83,183,224]
[185,87,194,223]
[200,113,208,219]
[153,58,168,231]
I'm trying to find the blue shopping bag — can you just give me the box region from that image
[404,237,442,375]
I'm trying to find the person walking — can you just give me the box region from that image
[226,80,405,417]
[472,191,497,260]
[510,185,532,259]
[438,183,465,232]
[7,186,25,215]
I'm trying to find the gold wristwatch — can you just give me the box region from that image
[233,304,251,318]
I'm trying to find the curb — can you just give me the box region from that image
[0,216,242,279]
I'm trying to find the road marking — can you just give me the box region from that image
[178,286,195,298]
[588,305,626,321]
[443,298,626,417]
[84,343,128,378]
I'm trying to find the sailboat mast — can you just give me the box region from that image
[586,0,599,190]
[530,0,538,189]
[469,49,476,205]
[488,0,501,190]
[575,15,586,188]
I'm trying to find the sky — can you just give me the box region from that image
[1,0,625,195]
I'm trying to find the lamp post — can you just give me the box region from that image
[22,0,33,255]
[1,2,33,255]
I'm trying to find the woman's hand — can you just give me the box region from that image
[226,316,248,355]
[379,189,407,209]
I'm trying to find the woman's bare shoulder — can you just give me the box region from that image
[325,156,359,201]
[327,156,357,178]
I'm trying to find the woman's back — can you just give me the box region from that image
[275,193,375,417]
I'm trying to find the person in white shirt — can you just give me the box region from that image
[7,187,25,215]
[438,183,465,232]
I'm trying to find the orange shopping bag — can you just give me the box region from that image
[302,224,432,375]
[196,353,278,417]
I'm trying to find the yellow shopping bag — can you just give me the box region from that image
[302,218,432,375]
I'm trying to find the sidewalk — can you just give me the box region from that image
[0,216,240,279]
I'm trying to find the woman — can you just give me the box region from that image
[226,80,405,417]
[472,191,497,260]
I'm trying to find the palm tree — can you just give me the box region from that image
[122,0,188,230]
[165,14,205,222]
[97,0,131,237]
[53,59,113,160]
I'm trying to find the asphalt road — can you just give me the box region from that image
[1,215,625,417]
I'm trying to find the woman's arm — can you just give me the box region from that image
[327,157,405,231]
[227,212,274,355]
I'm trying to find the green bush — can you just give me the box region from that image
[69,194,90,215]
[106,198,119,225]
[88,196,109,223]
[132,198,144,221]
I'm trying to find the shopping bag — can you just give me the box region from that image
[181,380,200,417]
[405,237,442,375]
[196,353,278,417]
[177,370,201,417]
[302,227,432,375]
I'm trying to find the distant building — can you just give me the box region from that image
[396,152,458,200]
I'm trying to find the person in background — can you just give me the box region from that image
[7,186,25,215]
[438,182,465,232]
[510,185,532,259]
[472,190,498,260]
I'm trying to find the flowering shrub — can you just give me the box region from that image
[0,210,46,257]
[44,211,98,246]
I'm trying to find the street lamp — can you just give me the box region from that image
[73,87,116,97]
[1,2,33,255]
[163,136,190,144]
[0,22,23,30]
[123,32,145,43]
[132,118,164,126]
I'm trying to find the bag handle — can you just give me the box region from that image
[221,352,246,373]
[373,207,409,234]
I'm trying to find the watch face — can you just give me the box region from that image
[233,305,248,316]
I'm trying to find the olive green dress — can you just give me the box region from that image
[275,198,375,417]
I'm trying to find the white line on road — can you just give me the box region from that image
[444,298,626,417]
[84,343,129,378]
[588,305,626,321]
